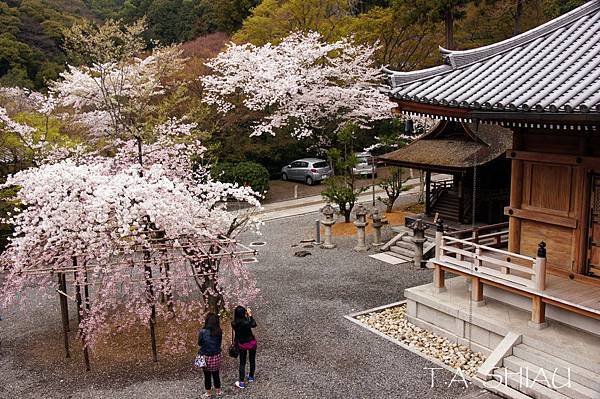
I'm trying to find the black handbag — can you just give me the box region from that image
[228,329,239,358]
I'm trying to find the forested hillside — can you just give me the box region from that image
[0,0,586,90]
[0,0,96,88]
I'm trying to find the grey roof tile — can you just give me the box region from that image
[385,0,600,114]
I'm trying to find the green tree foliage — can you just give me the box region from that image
[212,161,270,195]
[378,167,410,213]
[84,0,260,43]
[321,124,368,223]
[0,0,90,89]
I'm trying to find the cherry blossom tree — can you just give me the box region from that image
[202,31,396,138]
[0,159,260,354]
[0,19,263,361]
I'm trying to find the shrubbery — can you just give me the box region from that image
[212,161,269,195]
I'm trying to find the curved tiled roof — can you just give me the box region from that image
[384,0,600,114]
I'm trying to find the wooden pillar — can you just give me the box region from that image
[530,241,547,329]
[58,273,70,358]
[533,241,547,291]
[433,265,446,292]
[433,219,446,292]
[508,134,523,255]
[471,276,484,305]
[458,174,464,223]
[425,171,432,215]
[530,296,546,328]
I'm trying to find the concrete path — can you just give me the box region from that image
[258,173,451,221]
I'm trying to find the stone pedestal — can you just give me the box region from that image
[354,204,368,252]
[371,209,383,247]
[321,202,337,249]
[409,217,428,268]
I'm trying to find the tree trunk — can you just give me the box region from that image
[514,0,523,35]
[445,9,454,50]
[386,202,394,214]
[344,209,351,223]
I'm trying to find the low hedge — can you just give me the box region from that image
[212,161,269,195]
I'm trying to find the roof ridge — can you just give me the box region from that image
[442,0,600,68]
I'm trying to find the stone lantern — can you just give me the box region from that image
[371,209,384,247]
[408,216,429,268]
[353,204,368,251]
[320,202,337,249]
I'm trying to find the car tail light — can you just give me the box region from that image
[310,168,317,173]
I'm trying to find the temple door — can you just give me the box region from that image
[587,175,600,278]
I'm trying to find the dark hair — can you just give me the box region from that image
[204,312,222,337]
[233,305,246,325]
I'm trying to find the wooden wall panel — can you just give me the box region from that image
[528,163,572,213]
[520,220,573,271]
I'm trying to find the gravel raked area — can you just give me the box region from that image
[0,209,497,398]
[355,305,486,377]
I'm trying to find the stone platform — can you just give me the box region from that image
[405,277,600,399]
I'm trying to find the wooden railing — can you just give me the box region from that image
[429,179,454,211]
[431,221,548,326]
[445,222,509,248]
[431,179,454,191]
[435,231,546,291]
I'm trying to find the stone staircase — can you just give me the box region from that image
[484,336,600,399]
[381,226,435,264]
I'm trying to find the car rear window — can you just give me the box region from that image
[313,161,328,168]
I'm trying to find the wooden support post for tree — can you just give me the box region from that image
[58,273,70,358]
[73,260,91,371]
[145,263,158,362]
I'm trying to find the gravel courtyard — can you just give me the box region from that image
[0,211,496,399]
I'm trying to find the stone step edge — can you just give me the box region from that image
[472,376,531,399]
[493,367,571,399]
[522,336,600,375]
[503,356,599,399]
[512,344,600,392]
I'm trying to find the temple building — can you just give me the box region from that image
[383,1,600,398]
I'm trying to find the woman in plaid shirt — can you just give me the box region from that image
[198,313,223,398]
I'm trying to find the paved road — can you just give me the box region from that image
[256,173,450,221]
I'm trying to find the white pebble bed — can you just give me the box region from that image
[356,305,486,377]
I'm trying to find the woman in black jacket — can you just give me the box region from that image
[199,313,223,398]
[232,305,257,389]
